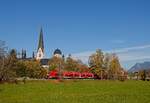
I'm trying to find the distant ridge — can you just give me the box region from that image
[128,61,150,72]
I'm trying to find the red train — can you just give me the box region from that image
[48,70,94,79]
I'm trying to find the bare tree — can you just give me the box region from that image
[0,40,8,82]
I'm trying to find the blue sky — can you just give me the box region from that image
[0,0,150,69]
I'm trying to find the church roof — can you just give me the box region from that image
[40,58,49,65]
[38,28,44,52]
[54,48,62,55]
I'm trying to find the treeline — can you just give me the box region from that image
[89,49,126,80]
[0,40,127,83]
[0,41,47,83]
[48,49,127,80]
[48,55,89,73]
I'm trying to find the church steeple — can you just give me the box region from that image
[36,27,44,60]
[38,28,44,52]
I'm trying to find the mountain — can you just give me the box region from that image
[128,62,150,73]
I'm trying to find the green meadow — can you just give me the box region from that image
[0,80,150,103]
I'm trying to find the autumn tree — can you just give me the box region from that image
[139,70,146,81]
[23,60,47,78]
[88,49,104,79]
[48,56,64,71]
[108,54,122,79]
[0,48,18,82]
[15,59,47,79]
[103,53,113,79]
[76,60,89,72]
[103,53,111,69]
[64,55,79,71]
[16,60,28,77]
[88,49,124,80]
[64,54,89,72]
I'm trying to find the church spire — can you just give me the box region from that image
[38,27,44,52]
[36,27,44,60]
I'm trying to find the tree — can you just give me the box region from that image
[48,56,64,71]
[0,40,7,82]
[16,60,28,77]
[38,68,48,79]
[103,53,111,69]
[103,53,112,79]
[139,70,146,81]
[88,49,104,79]
[88,49,123,80]
[76,60,89,72]
[24,60,47,78]
[0,48,18,82]
[64,55,79,71]
[0,40,7,58]
[109,54,122,79]
[5,49,18,80]
[48,56,64,80]
[16,60,47,79]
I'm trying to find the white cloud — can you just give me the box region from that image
[108,44,150,53]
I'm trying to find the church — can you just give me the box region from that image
[36,28,63,68]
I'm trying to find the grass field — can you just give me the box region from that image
[0,80,150,103]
